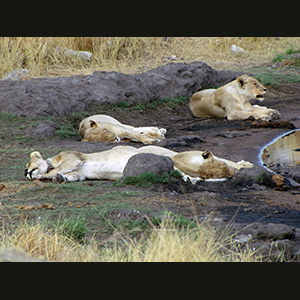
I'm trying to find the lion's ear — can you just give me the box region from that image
[237,77,244,87]
[30,151,43,161]
[89,120,98,128]
[202,150,212,160]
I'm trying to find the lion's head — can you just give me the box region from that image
[173,150,235,180]
[24,151,48,180]
[197,150,235,179]
[237,74,267,101]
[82,120,119,143]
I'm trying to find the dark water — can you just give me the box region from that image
[261,129,300,172]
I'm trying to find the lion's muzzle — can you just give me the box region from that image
[24,168,38,180]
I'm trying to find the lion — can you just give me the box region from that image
[189,74,280,121]
[78,114,167,145]
[24,146,253,184]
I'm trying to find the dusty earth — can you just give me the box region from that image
[1,62,300,261]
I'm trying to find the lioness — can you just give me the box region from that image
[78,114,167,145]
[189,74,280,121]
[24,146,253,183]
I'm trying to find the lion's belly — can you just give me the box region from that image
[79,160,124,180]
[79,149,136,180]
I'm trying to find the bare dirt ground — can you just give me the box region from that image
[86,83,300,228]
[1,81,300,240]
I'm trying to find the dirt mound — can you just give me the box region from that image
[0,61,239,117]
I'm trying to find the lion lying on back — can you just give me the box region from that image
[24,146,253,184]
[78,114,166,145]
[189,74,280,121]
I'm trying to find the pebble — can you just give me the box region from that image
[230,45,245,54]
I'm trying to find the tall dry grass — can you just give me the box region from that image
[0,218,261,262]
[0,221,99,262]
[1,37,300,78]
[99,218,260,262]
[173,37,300,70]
[0,37,168,77]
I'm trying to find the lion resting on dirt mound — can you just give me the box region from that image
[24,146,253,183]
[78,114,166,145]
[189,74,280,121]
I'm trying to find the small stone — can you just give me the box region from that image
[230,45,245,54]
[167,55,176,60]
[1,69,29,81]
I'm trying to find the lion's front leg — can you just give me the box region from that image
[252,105,281,120]
[121,125,167,144]
[32,171,64,182]
[31,160,84,182]
[33,171,85,183]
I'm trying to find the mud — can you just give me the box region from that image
[86,81,300,230]
[2,63,300,260]
[28,81,300,230]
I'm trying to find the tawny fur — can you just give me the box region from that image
[189,74,280,121]
[78,114,167,145]
[24,146,253,183]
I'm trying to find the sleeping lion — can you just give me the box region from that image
[78,114,166,145]
[189,74,280,121]
[24,146,253,184]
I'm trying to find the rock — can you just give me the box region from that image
[255,223,296,240]
[106,208,150,222]
[272,174,291,190]
[285,167,300,183]
[1,69,29,81]
[236,222,296,241]
[215,131,248,139]
[0,248,47,262]
[27,120,57,138]
[229,222,298,261]
[157,135,204,148]
[0,61,240,117]
[167,55,176,60]
[230,45,245,54]
[55,47,92,61]
[122,153,174,179]
[231,164,275,188]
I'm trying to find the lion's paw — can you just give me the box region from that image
[269,109,281,120]
[237,160,254,169]
[261,109,281,121]
[158,128,167,135]
[53,172,66,183]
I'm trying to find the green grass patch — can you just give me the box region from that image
[0,112,16,121]
[272,46,300,63]
[96,96,188,113]
[255,71,300,87]
[47,216,88,243]
[256,73,279,86]
[55,125,77,138]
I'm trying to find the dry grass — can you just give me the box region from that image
[1,37,300,78]
[0,221,99,262]
[0,218,261,262]
[99,218,260,262]
[172,37,300,70]
[0,37,169,77]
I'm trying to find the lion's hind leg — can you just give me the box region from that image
[134,127,167,143]
[236,160,254,170]
[217,158,254,171]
